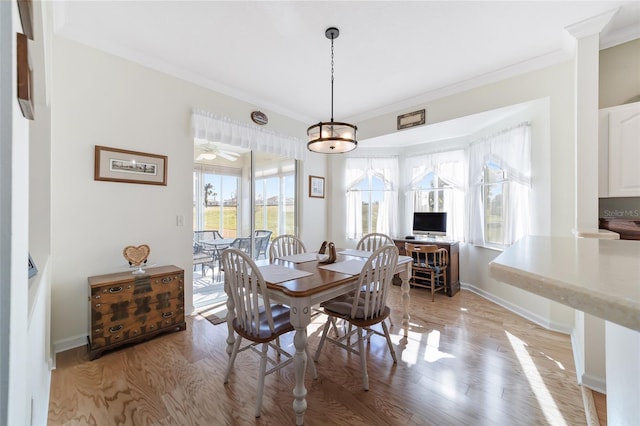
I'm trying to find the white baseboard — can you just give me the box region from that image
[582,373,607,394]
[460,282,573,335]
[53,334,88,355]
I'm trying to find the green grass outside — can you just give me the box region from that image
[196,205,294,238]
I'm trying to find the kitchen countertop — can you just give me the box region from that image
[488,235,640,332]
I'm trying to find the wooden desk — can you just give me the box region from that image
[392,237,460,296]
[225,252,412,426]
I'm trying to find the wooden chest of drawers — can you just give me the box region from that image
[88,265,186,360]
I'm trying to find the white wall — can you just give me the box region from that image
[599,38,640,108]
[299,151,327,251]
[1,2,41,424]
[50,36,313,351]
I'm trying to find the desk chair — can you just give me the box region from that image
[314,244,399,391]
[222,248,317,417]
[405,243,448,302]
[269,234,306,261]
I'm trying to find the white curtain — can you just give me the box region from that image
[345,157,399,239]
[404,150,465,240]
[191,109,307,161]
[467,123,531,246]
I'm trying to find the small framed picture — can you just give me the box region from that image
[28,253,37,278]
[309,175,325,198]
[95,145,168,186]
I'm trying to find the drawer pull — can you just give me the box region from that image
[95,303,101,308]
[109,325,123,333]
[94,328,102,333]
[95,295,101,300]
[162,312,174,318]
[109,286,123,293]
[161,277,173,284]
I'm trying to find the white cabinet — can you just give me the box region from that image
[600,102,640,197]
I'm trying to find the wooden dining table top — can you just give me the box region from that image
[256,252,412,298]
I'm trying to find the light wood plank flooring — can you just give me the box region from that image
[48,287,589,425]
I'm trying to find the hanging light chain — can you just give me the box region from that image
[330,34,335,122]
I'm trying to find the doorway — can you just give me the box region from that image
[192,141,297,310]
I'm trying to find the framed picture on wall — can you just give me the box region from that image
[309,175,325,198]
[94,145,168,186]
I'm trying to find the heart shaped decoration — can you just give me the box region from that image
[123,244,150,266]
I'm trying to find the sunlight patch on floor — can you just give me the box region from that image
[398,328,455,366]
[506,331,568,426]
[424,330,455,363]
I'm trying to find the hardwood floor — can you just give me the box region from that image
[48,287,589,425]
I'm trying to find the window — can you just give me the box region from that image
[482,161,507,245]
[254,159,296,238]
[467,123,531,248]
[193,165,240,237]
[414,172,449,212]
[406,150,465,241]
[345,158,399,239]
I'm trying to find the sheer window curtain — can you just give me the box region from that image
[404,150,465,240]
[345,157,399,239]
[466,123,531,246]
[190,109,307,160]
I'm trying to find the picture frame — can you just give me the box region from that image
[309,175,325,198]
[397,109,426,130]
[16,32,34,120]
[94,145,168,186]
[17,0,34,40]
[28,253,37,279]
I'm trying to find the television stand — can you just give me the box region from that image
[392,237,460,296]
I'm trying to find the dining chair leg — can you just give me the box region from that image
[224,336,242,383]
[357,327,369,391]
[313,319,332,362]
[381,320,398,363]
[255,342,269,417]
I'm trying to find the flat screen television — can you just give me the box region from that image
[412,212,447,236]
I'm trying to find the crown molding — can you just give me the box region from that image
[565,8,619,39]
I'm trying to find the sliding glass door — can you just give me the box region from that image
[193,144,297,281]
[254,153,297,239]
[193,165,241,237]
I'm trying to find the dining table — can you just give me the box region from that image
[224,248,412,425]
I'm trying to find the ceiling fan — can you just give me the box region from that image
[195,141,241,162]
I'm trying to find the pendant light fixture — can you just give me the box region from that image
[307,27,358,153]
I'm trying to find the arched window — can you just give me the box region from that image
[405,150,465,241]
[467,123,531,247]
[345,158,399,240]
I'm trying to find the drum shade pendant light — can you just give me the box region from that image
[307,27,358,153]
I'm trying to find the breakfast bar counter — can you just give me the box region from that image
[488,236,639,331]
[488,235,640,425]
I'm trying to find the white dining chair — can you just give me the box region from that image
[269,234,307,261]
[313,244,399,390]
[222,248,317,417]
[356,232,394,252]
